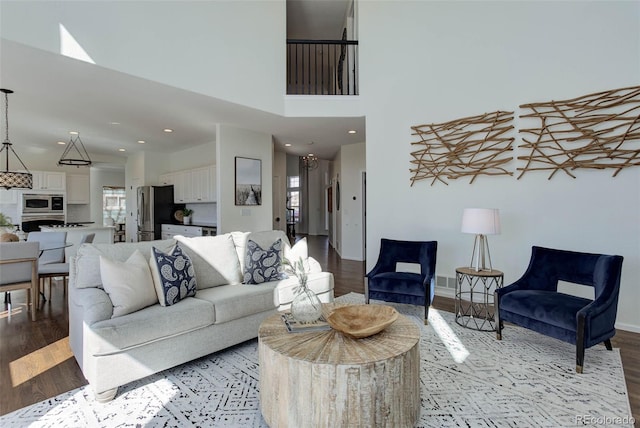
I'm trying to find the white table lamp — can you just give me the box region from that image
[461,208,500,271]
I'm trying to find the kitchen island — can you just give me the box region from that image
[39,225,114,259]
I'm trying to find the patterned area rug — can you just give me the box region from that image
[1,293,634,427]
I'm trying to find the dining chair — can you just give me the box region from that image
[80,233,95,245]
[0,241,40,321]
[27,231,66,264]
[27,231,68,301]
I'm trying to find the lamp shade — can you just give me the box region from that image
[461,208,501,235]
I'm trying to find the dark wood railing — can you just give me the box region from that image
[287,39,359,95]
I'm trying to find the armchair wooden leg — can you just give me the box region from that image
[604,339,613,351]
[494,291,502,340]
[364,277,370,304]
[424,304,429,326]
[576,316,586,373]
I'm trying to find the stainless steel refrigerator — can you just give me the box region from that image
[137,185,176,241]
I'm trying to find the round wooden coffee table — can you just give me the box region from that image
[258,304,420,428]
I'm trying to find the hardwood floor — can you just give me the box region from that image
[1,234,638,424]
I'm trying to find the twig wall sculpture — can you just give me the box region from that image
[518,85,640,179]
[410,110,514,186]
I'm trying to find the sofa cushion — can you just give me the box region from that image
[89,297,214,354]
[174,234,242,288]
[74,239,176,289]
[194,283,276,324]
[243,239,285,284]
[100,250,158,318]
[150,245,197,306]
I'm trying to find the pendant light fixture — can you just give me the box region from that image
[302,153,319,170]
[0,88,33,190]
[58,131,92,166]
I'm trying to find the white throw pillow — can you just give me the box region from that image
[174,234,242,287]
[100,250,158,318]
[284,237,308,262]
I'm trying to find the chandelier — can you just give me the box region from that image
[0,88,33,190]
[58,131,92,166]
[302,154,319,170]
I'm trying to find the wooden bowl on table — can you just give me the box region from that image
[327,304,399,339]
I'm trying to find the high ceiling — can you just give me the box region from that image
[0,0,362,168]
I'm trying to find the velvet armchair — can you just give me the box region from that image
[495,246,623,373]
[365,239,437,324]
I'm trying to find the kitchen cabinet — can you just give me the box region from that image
[166,166,216,203]
[172,171,191,203]
[161,224,203,238]
[191,166,216,202]
[158,173,175,186]
[0,189,17,204]
[66,174,90,204]
[32,171,66,191]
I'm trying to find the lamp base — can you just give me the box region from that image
[469,234,493,272]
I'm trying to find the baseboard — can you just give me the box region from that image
[615,321,640,334]
[434,287,455,299]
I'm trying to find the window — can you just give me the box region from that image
[103,187,126,225]
[287,176,300,223]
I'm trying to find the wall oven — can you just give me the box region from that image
[22,193,65,214]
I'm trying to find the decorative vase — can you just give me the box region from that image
[183,216,191,225]
[291,287,323,324]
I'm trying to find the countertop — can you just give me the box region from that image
[40,225,116,232]
[163,223,217,228]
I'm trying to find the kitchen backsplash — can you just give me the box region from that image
[185,203,217,226]
[66,204,90,222]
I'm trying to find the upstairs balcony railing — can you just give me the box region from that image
[287,39,359,96]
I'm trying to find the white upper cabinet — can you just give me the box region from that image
[0,189,17,204]
[31,171,66,191]
[162,166,216,203]
[158,173,175,186]
[173,170,191,203]
[66,174,90,204]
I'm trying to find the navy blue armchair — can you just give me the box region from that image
[366,239,437,324]
[495,246,623,373]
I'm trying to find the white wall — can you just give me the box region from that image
[338,142,365,260]
[0,1,286,115]
[273,150,287,232]
[165,142,216,173]
[307,160,331,236]
[216,124,273,233]
[359,1,640,331]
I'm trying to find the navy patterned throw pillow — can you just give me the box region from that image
[243,239,284,284]
[150,244,197,306]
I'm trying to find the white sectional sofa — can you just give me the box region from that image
[68,230,334,402]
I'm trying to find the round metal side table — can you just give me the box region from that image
[455,267,504,331]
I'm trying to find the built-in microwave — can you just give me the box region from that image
[22,193,65,213]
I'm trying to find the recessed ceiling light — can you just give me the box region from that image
[57,141,66,145]
[348,130,357,134]
[163,128,173,133]
[308,153,314,156]
[69,131,79,135]
[284,143,292,147]
[110,122,120,125]
[137,140,145,144]
[118,148,126,152]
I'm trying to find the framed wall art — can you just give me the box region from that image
[235,157,262,206]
